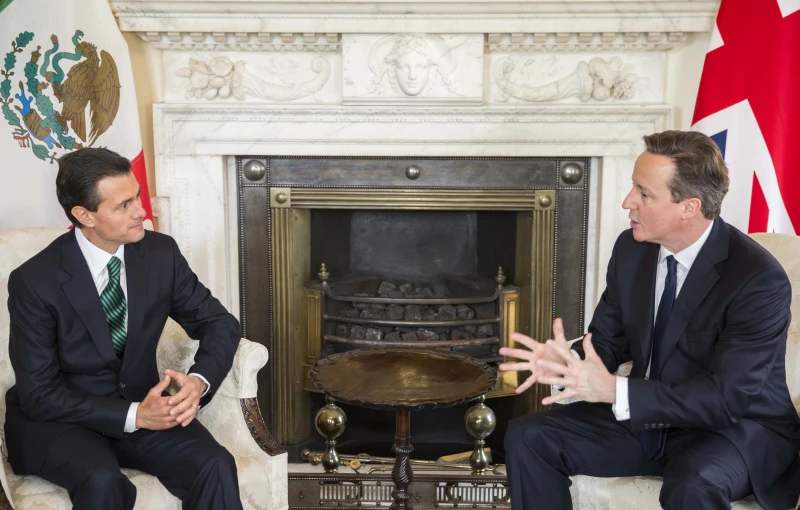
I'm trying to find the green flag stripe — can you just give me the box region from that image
[0,0,14,14]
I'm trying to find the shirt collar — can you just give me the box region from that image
[74,226,125,280]
[658,220,715,271]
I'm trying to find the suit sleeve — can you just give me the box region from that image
[627,265,791,430]
[573,235,633,373]
[168,237,240,406]
[7,269,130,438]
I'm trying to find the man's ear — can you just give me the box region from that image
[71,206,95,228]
[682,197,703,220]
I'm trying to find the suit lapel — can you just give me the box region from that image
[124,239,150,357]
[60,230,121,371]
[655,217,729,374]
[633,243,659,378]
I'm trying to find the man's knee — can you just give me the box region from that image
[660,470,728,507]
[199,445,237,478]
[505,414,558,460]
[76,466,129,493]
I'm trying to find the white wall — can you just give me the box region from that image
[665,32,711,129]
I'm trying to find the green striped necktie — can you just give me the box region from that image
[100,256,127,358]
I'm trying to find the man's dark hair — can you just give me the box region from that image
[56,148,132,227]
[642,130,729,220]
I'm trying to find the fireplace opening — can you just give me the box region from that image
[237,155,589,460]
[309,209,519,362]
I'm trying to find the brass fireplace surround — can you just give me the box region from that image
[237,157,589,449]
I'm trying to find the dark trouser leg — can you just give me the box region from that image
[504,401,661,510]
[660,430,752,510]
[36,427,136,510]
[112,420,242,510]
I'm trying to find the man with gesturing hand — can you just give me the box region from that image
[500,131,800,510]
[5,148,242,510]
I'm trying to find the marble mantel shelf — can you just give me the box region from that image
[112,0,718,51]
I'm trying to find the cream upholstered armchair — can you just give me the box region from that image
[567,233,800,510]
[0,227,288,510]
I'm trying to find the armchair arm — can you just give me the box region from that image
[157,319,288,509]
[0,437,13,510]
[157,318,269,398]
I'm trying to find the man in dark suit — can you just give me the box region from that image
[5,148,243,509]
[500,130,800,510]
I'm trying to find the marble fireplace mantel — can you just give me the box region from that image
[112,0,716,322]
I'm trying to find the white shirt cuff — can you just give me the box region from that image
[189,373,211,397]
[611,376,630,421]
[124,402,140,433]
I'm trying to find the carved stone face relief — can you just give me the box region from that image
[369,34,458,98]
[392,50,432,96]
[342,34,483,105]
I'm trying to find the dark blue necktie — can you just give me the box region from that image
[640,254,677,460]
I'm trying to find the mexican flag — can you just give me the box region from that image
[0,0,153,231]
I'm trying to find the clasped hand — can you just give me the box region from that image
[498,318,616,405]
[135,369,207,430]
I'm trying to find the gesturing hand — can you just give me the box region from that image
[536,332,617,405]
[135,375,179,430]
[164,369,206,427]
[498,318,572,395]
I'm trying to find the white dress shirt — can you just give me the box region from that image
[611,220,715,420]
[74,227,209,433]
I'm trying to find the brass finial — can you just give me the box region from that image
[314,396,347,472]
[319,263,329,286]
[464,394,497,475]
[495,266,506,289]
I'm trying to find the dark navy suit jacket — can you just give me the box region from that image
[5,229,240,475]
[574,217,800,510]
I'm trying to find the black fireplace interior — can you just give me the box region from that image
[307,209,519,461]
[310,209,517,285]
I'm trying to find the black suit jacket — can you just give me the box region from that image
[4,229,241,475]
[574,217,800,509]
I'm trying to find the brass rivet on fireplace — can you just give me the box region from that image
[405,165,421,180]
[560,162,583,184]
[538,194,552,208]
[275,192,288,204]
[243,159,267,181]
[495,267,506,289]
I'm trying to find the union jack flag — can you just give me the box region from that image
[692,0,800,234]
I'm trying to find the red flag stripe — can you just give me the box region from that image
[130,150,153,223]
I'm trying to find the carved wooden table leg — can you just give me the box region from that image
[391,409,414,509]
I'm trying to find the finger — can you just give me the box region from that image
[514,375,538,394]
[537,375,574,387]
[499,347,540,362]
[498,362,532,372]
[548,340,578,366]
[536,359,570,376]
[510,332,538,345]
[510,334,544,352]
[168,385,193,406]
[542,388,578,406]
[170,391,199,417]
[583,333,597,358]
[150,375,171,396]
[176,405,198,425]
[163,369,187,386]
[552,317,567,343]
